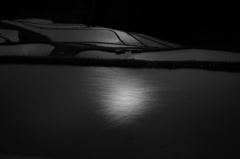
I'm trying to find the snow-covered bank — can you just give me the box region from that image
[1,44,240,62]
[0,44,54,56]
[131,49,240,62]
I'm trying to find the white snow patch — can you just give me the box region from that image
[132,49,240,62]
[0,44,54,56]
[0,28,19,42]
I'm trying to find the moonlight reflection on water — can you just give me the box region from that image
[97,70,154,125]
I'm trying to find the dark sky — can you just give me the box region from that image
[1,0,240,49]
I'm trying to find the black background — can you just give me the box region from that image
[1,0,240,50]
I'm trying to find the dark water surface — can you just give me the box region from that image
[0,65,240,159]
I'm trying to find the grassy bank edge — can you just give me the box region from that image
[1,56,240,72]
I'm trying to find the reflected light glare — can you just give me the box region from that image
[110,84,144,114]
[100,73,152,125]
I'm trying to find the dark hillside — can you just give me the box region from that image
[1,1,240,50]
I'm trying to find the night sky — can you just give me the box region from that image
[1,0,240,50]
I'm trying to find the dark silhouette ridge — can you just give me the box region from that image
[1,1,240,49]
